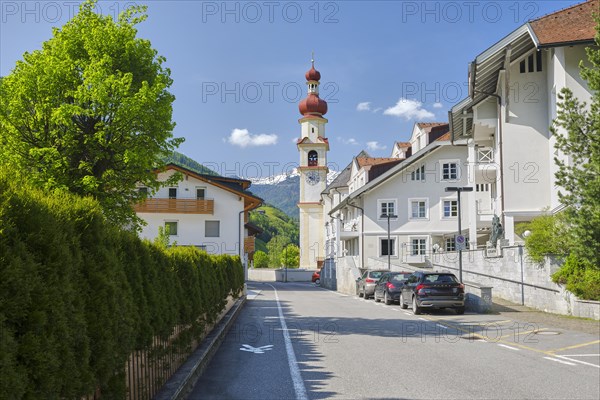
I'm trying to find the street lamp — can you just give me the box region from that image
[444,186,473,283]
[380,212,398,270]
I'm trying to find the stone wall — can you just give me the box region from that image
[428,246,599,320]
[248,268,315,282]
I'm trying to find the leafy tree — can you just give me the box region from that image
[280,245,300,269]
[253,251,269,268]
[266,235,290,268]
[551,17,600,266]
[0,0,183,230]
[518,212,572,263]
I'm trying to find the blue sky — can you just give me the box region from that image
[0,0,580,178]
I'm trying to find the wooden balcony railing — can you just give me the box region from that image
[134,199,214,214]
[244,237,255,253]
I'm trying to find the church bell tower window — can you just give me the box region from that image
[308,150,318,167]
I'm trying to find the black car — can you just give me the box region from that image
[399,271,465,315]
[373,271,412,305]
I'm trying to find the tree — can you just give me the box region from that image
[0,0,183,230]
[551,15,600,268]
[253,251,269,268]
[549,16,600,299]
[280,245,300,269]
[266,236,290,268]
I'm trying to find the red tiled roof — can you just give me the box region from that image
[416,122,447,129]
[356,157,401,168]
[395,141,411,147]
[529,0,598,46]
[435,132,451,141]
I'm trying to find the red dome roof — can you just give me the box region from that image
[299,94,328,116]
[305,66,321,81]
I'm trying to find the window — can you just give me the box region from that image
[164,221,178,236]
[410,200,427,219]
[168,188,177,199]
[476,183,490,192]
[411,164,425,181]
[308,150,318,167]
[205,221,220,237]
[196,188,206,200]
[519,60,526,73]
[379,200,396,218]
[443,200,458,218]
[411,238,427,255]
[536,51,543,72]
[445,237,456,251]
[442,162,459,180]
[528,54,534,72]
[380,238,396,256]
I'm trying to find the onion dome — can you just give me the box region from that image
[305,66,321,81]
[299,94,328,116]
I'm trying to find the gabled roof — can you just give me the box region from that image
[450,0,598,141]
[356,157,400,168]
[323,150,369,193]
[416,122,447,129]
[394,141,411,148]
[529,0,598,47]
[435,132,451,142]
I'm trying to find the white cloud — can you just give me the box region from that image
[357,102,371,111]
[338,137,359,145]
[366,141,387,151]
[433,102,444,109]
[383,98,435,120]
[227,128,278,148]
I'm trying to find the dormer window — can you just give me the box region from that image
[308,150,318,167]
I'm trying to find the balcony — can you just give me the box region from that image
[134,198,214,214]
[476,147,494,164]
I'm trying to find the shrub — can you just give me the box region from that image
[253,251,269,268]
[0,170,244,398]
[552,254,600,301]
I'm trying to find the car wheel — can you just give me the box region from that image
[455,306,465,315]
[362,287,368,300]
[384,291,392,305]
[400,293,408,309]
[412,296,422,315]
[315,278,320,285]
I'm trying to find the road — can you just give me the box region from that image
[190,282,600,400]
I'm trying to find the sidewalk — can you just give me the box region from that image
[493,297,600,336]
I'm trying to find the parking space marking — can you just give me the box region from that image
[549,340,600,353]
[555,355,600,368]
[544,357,576,366]
[418,317,428,321]
[498,344,520,351]
[436,324,448,330]
[560,354,600,357]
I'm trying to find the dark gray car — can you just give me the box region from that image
[400,271,465,314]
[356,269,388,299]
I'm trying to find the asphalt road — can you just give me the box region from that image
[189,282,600,400]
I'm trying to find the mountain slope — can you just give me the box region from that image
[249,205,299,247]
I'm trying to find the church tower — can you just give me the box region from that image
[297,59,328,269]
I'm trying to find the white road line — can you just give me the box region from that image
[544,357,576,366]
[560,354,600,357]
[436,324,448,330]
[418,318,428,321]
[555,355,600,368]
[498,344,520,351]
[266,284,308,400]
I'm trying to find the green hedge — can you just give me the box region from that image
[0,171,244,399]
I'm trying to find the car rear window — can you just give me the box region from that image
[424,274,458,283]
[369,271,384,279]
[391,273,411,282]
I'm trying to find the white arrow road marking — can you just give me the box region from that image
[240,344,274,354]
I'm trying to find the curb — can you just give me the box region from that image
[154,295,247,400]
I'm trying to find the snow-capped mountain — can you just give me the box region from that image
[247,169,339,218]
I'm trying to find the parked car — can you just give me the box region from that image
[312,269,321,285]
[356,269,388,299]
[399,271,465,315]
[373,271,413,305]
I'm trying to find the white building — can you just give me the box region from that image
[323,123,470,270]
[450,0,597,247]
[135,164,262,259]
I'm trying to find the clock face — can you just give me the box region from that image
[305,171,320,186]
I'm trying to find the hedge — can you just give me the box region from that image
[0,171,244,399]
